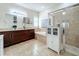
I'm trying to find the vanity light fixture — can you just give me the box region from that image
[41,6,45,9]
[8,9,27,17]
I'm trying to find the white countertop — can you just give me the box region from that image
[0,28,34,32]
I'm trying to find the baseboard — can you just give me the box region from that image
[65,44,79,56]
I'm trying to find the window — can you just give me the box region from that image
[41,19,49,28]
[33,16,39,27]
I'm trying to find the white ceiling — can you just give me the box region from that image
[16,3,62,12]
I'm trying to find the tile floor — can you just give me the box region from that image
[4,39,75,56]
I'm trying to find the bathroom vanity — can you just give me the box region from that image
[0,29,35,47]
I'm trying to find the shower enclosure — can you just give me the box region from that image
[49,4,79,48]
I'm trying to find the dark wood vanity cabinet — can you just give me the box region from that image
[0,29,35,47]
[3,32,12,47]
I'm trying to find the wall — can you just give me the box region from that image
[0,3,39,29]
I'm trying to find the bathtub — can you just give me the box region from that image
[35,31,47,44]
[35,32,47,36]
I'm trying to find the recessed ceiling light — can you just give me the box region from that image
[62,12,66,15]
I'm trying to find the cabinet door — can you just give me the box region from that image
[3,32,12,47]
[28,29,35,39]
[11,30,30,44]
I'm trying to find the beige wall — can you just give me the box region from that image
[0,3,39,29]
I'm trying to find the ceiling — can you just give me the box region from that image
[16,3,62,12]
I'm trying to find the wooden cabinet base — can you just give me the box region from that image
[0,29,35,47]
